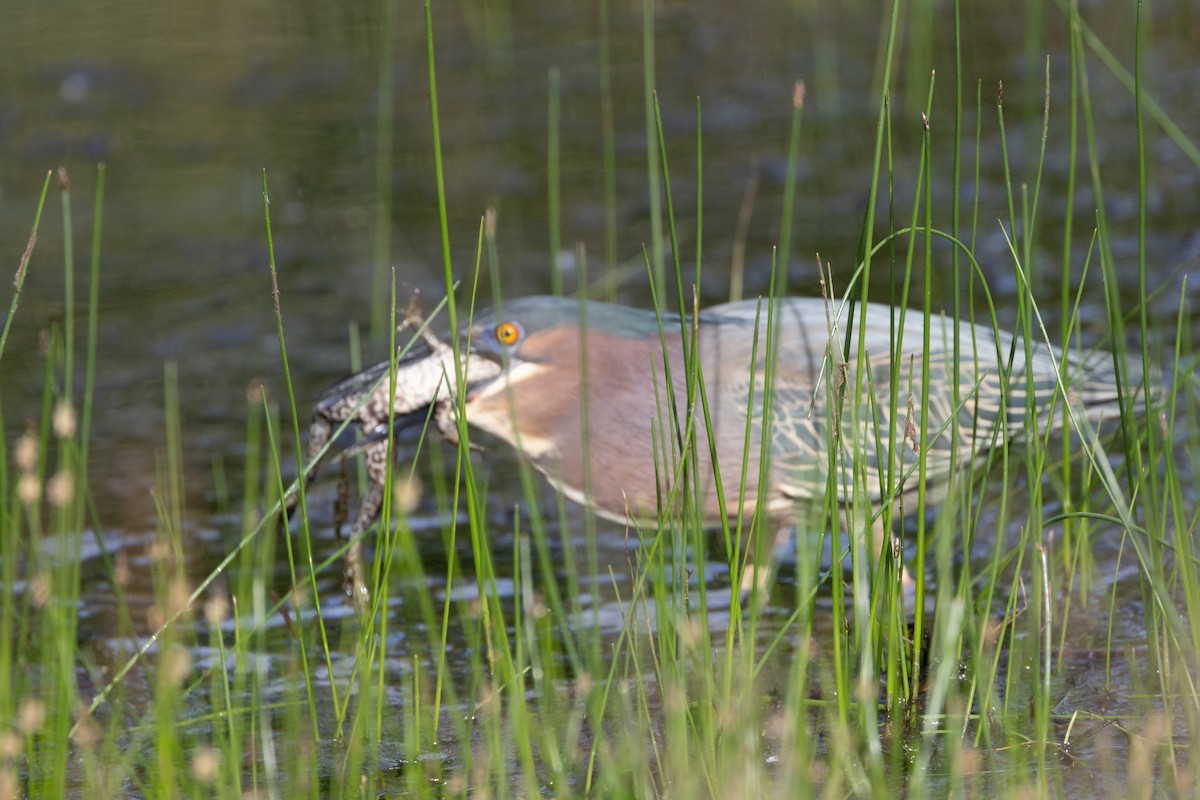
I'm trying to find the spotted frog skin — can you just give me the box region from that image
[289,310,500,604]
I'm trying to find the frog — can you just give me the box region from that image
[287,306,501,607]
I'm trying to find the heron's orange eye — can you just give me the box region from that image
[495,322,521,347]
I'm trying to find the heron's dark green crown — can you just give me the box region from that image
[467,296,677,363]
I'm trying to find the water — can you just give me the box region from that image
[1,0,1197,793]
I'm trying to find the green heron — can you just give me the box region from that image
[305,295,1139,601]
[459,296,1137,592]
